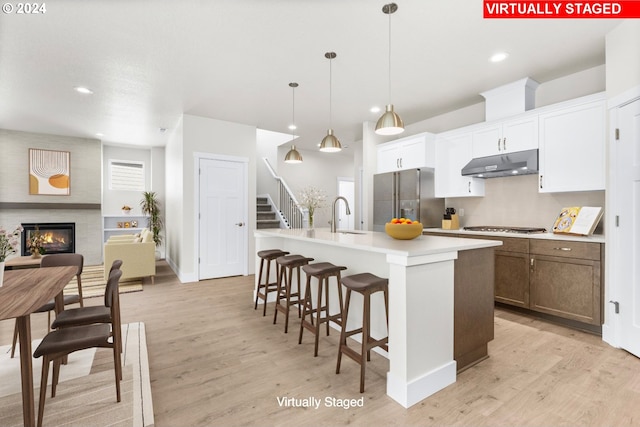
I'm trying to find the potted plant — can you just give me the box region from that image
[140,191,163,247]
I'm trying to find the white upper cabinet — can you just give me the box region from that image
[434,131,485,198]
[472,115,538,158]
[538,93,606,193]
[376,133,435,173]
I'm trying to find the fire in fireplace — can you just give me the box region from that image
[21,222,76,256]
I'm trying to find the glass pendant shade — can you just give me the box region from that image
[375,104,405,135]
[284,145,303,163]
[319,129,342,152]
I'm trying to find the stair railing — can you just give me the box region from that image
[262,158,307,229]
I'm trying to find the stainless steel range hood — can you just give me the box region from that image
[461,149,538,179]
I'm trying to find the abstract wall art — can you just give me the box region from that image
[29,148,71,195]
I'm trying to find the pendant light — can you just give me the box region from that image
[375,3,405,136]
[319,52,342,153]
[284,82,303,164]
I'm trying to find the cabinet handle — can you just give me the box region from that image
[497,138,501,151]
[468,181,471,193]
[539,175,543,189]
[553,247,572,251]
[503,137,507,151]
[400,158,403,168]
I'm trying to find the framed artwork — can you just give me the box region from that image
[117,222,124,228]
[124,222,131,228]
[29,148,71,195]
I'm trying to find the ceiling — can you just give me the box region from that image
[0,1,621,151]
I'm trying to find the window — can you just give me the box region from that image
[109,160,145,191]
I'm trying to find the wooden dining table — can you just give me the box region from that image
[0,265,78,427]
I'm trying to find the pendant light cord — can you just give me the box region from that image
[387,7,392,105]
[329,55,333,128]
[291,84,295,140]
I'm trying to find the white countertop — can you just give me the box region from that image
[423,228,605,244]
[254,227,502,257]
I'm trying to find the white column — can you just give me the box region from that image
[385,252,457,408]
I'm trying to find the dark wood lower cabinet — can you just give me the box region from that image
[453,247,495,372]
[529,255,601,324]
[495,251,530,308]
[424,231,604,329]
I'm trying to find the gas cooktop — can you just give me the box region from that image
[463,226,547,234]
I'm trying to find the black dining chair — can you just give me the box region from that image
[10,253,85,358]
[51,259,124,358]
[33,268,123,427]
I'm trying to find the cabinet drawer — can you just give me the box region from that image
[529,239,600,260]
[496,237,528,254]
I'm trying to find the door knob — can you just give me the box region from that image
[235,222,244,227]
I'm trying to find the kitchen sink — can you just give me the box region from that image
[338,230,366,235]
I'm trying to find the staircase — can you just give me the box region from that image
[257,197,281,229]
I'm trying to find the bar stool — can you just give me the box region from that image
[298,262,347,356]
[273,254,314,333]
[336,272,389,393]
[254,249,289,316]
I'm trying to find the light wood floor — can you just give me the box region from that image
[2,262,640,426]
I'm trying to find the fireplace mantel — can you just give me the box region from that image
[0,202,101,209]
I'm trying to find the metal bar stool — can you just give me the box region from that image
[336,272,389,393]
[273,255,314,333]
[255,249,289,316]
[298,262,347,356]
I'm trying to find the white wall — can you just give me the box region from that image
[0,129,103,264]
[256,128,292,199]
[165,117,185,278]
[606,20,640,100]
[102,144,166,257]
[102,145,152,216]
[165,114,257,283]
[276,145,355,228]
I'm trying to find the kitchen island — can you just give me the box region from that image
[254,228,502,408]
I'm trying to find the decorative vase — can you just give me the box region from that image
[31,251,41,259]
[308,213,314,229]
[0,261,4,287]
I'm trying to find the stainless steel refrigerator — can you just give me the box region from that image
[373,168,444,232]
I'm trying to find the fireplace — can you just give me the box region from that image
[21,222,76,256]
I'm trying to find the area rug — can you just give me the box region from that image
[0,322,154,427]
[65,264,143,299]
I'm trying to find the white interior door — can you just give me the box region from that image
[616,98,640,356]
[199,157,247,280]
[337,177,355,230]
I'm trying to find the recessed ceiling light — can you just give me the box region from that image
[159,127,167,133]
[288,124,297,130]
[74,86,93,94]
[95,133,104,137]
[490,52,508,63]
[370,106,381,113]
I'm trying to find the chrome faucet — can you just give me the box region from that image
[331,196,351,233]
